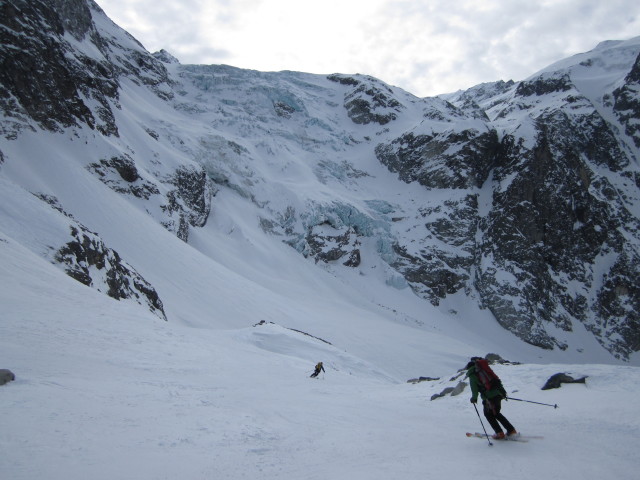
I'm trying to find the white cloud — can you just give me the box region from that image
[95,0,640,96]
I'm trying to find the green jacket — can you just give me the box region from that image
[467,367,505,402]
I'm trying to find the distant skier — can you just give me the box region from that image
[466,357,517,440]
[310,362,325,378]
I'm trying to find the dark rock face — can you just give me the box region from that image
[515,74,573,97]
[1,0,106,133]
[592,254,640,356]
[613,52,640,149]
[374,61,640,358]
[375,128,499,189]
[0,0,171,136]
[392,240,470,305]
[87,158,214,242]
[162,166,214,242]
[36,194,166,319]
[88,155,157,198]
[305,224,361,267]
[273,101,296,118]
[329,74,404,125]
[55,224,167,320]
[326,74,360,87]
[476,99,640,355]
[153,49,180,65]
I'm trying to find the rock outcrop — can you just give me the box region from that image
[38,194,167,320]
[0,0,172,137]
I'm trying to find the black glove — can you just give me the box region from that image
[470,398,477,404]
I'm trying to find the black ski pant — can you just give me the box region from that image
[483,397,515,434]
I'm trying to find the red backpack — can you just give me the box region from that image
[473,357,506,396]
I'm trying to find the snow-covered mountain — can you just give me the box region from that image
[2,1,640,478]
[3,0,640,365]
[1,0,639,363]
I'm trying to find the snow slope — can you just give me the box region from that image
[1,232,639,480]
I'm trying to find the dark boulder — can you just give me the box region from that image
[407,376,440,384]
[0,369,15,385]
[541,373,587,390]
[431,381,467,400]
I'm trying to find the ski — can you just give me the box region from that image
[466,432,526,442]
[466,432,541,442]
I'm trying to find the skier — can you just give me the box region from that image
[310,362,325,378]
[466,359,517,440]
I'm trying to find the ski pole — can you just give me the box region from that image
[472,403,493,446]
[508,397,558,409]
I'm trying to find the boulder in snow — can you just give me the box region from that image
[541,373,587,390]
[430,381,467,400]
[0,369,15,385]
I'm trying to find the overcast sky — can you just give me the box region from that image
[95,0,640,97]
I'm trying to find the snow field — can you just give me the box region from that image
[1,237,639,480]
